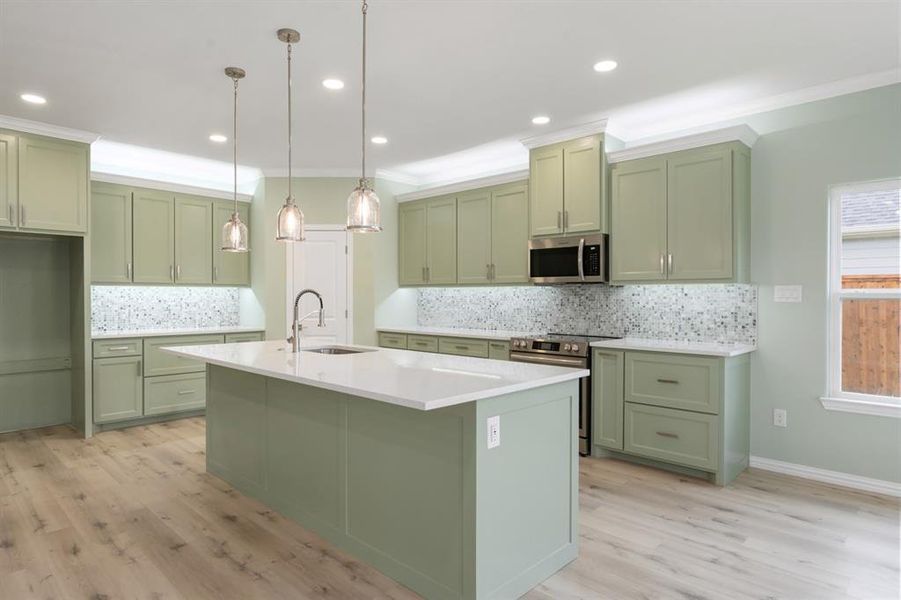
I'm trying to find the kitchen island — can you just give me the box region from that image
[163,340,588,600]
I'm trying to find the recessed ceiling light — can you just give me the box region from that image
[593,60,618,73]
[322,78,345,90]
[371,136,388,145]
[531,115,550,125]
[209,134,228,143]
[20,93,47,105]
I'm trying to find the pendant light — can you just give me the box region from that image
[275,28,305,242]
[221,67,249,252]
[346,0,382,232]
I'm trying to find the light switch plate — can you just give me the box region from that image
[774,285,803,303]
[487,415,500,449]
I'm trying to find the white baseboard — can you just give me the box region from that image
[750,456,901,498]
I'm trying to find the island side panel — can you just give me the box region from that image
[474,380,580,599]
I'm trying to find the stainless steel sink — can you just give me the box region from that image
[302,346,374,355]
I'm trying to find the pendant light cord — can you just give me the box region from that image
[361,0,367,182]
[287,42,294,204]
[233,76,238,213]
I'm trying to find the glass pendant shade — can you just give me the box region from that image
[276,198,305,241]
[346,180,382,232]
[221,212,249,252]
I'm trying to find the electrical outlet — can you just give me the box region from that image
[774,285,803,303]
[487,415,500,449]
[773,408,788,428]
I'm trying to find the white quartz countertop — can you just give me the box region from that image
[92,326,264,340]
[377,326,539,342]
[163,340,588,411]
[589,337,756,357]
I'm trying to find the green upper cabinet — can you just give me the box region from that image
[17,134,88,234]
[456,182,529,285]
[212,200,251,286]
[610,156,668,281]
[133,188,175,284]
[425,196,457,284]
[563,136,604,233]
[529,145,564,236]
[490,182,529,283]
[398,200,428,285]
[529,134,607,238]
[91,183,133,283]
[174,195,213,285]
[0,134,16,230]
[666,147,733,281]
[456,189,492,284]
[610,141,750,284]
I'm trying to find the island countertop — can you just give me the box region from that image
[163,340,588,411]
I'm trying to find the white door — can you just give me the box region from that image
[286,228,351,345]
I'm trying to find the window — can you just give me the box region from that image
[823,178,901,417]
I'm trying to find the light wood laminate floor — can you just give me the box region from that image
[0,418,897,600]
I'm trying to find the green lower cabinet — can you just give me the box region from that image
[487,341,510,361]
[438,337,489,358]
[224,331,264,344]
[591,349,624,451]
[407,334,438,352]
[143,334,223,377]
[377,332,407,349]
[144,372,206,415]
[591,349,749,486]
[93,356,143,423]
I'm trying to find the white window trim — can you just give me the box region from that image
[821,178,901,418]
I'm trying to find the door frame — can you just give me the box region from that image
[284,225,354,344]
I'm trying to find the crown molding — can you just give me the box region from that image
[0,114,100,144]
[607,124,759,164]
[397,169,529,203]
[520,119,608,149]
[260,167,361,179]
[750,455,901,497]
[374,169,420,187]
[91,171,255,202]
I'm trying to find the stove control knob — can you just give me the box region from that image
[571,343,580,353]
[563,343,571,352]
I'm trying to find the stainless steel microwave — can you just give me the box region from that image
[529,234,608,284]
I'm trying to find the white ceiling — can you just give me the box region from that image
[1,0,899,185]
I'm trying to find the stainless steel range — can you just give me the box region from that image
[509,333,621,455]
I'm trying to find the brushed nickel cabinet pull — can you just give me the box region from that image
[126,263,132,279]
[176,265,181,279]
[170,265,175,281]
[657,378,679,384]
[213,266,219,281]
[455,345,468,351]
[426,266,430,282]
[659,254,665,275]
[177,390,196,396]
[108,346,130,352]
[668,253,673,273]
[656,431,679,439]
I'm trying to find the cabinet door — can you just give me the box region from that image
[592,349,624,451]
[491,183,530,283]
[91,183,133,283]
[398,201,427,285]
[133,189,175,283]
[563,136,602,234]
[17,135,88,233]
[610,156,667,281]
[0,134,16,230]
[174,195,213,284]
[666,147,733,280]
[212,200,251,285]
[456,189,492,284]
[93,356,143,423]
[529,145,564,236]
[426,196,457,284]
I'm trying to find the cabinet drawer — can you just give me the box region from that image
[93,338,142,358]
[224,331,264,344]
[377,332,407,349]
[438,337,489,358]
[407,334,438,353]
[144,372,206,415]
[625,352,720,414]
[624,403,718,471]
[144,334,224,377]
[488,341,510,361]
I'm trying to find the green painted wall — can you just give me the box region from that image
[746,84,901,482]
[251,176,416,345]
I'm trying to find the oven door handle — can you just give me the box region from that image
[510,352,587,368]
[577,238,585,281]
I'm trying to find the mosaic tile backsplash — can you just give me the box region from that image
[91,286,241,332]
[418,284,757,344]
